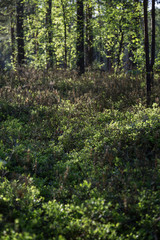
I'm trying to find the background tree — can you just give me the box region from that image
[46,0,53,69]
[77,0,84,74]
[10,12,16,65]
[16,0,25,66]
[85,0,93,68]
[0,0,16,68]
[61,0,68,69]
[151,0,155,83]
[0,0,160,74]
[143,0,156,106]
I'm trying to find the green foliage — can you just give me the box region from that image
[0,0,159,71]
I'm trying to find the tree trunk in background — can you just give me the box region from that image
[86,1,93,68]
[16,0,25,66]
[61,0,67,69]
[117,26,124,70]
[77,0,84,75]
[143,0,151,106]
[11,13,15,64]
[97,0,103,69]
[128,0,141,70]
[151,0,155,85]
[46,0,53,69]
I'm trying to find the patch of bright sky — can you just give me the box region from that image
[148,1,160,9]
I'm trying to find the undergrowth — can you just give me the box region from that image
[0,68,160,239]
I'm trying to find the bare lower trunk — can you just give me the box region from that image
[143,0,151,106]
[46,0,53,69]
[11,14,15,63]
[151,0,155,85]
[16,0,25,66]
[86,1,93,68]
[77,0,84,75]
[61,0,67,69]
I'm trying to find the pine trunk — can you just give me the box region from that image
[16,0,25,66]
[143,0,151,106]
[77,0,84,74]
[46,0,53,69]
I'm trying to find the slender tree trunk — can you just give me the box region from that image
[86,1,93,68]
[46,0,53,69]
[61,0,67,69]
[151,0,155,85]
[128,0,141,70]
[117,26,124,70]
[77,0,84,75]
[97,0,103,68]
[11,13,15,63]
[16,0,25,66]
[143,0,151,106]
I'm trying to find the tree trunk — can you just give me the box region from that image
[77,0,84,75]
[117,26,124,70]
[151,0,155,85]
[128,0,141,70]
[97,0,103,68]
[61,0,67,69]
[16,0,25,66]
[46,0,53,69]
[143,0,151,106]
[86,1,93,68]
[11,13,15,64]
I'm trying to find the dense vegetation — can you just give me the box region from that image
[0,69,160,239]
[0,0,160,239]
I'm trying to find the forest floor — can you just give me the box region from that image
[0,69,160,240]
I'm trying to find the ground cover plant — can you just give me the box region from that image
[0,69,160,239]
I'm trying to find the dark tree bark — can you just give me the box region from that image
[151,0,155,83]
[97,0,103,68]
[11,13,15,63]
[16,0,25,66]
[46,0,53,69]
[86,1,93,68]
[77,0,84,74]
[143,0,151,106]
[61,0,67,69]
